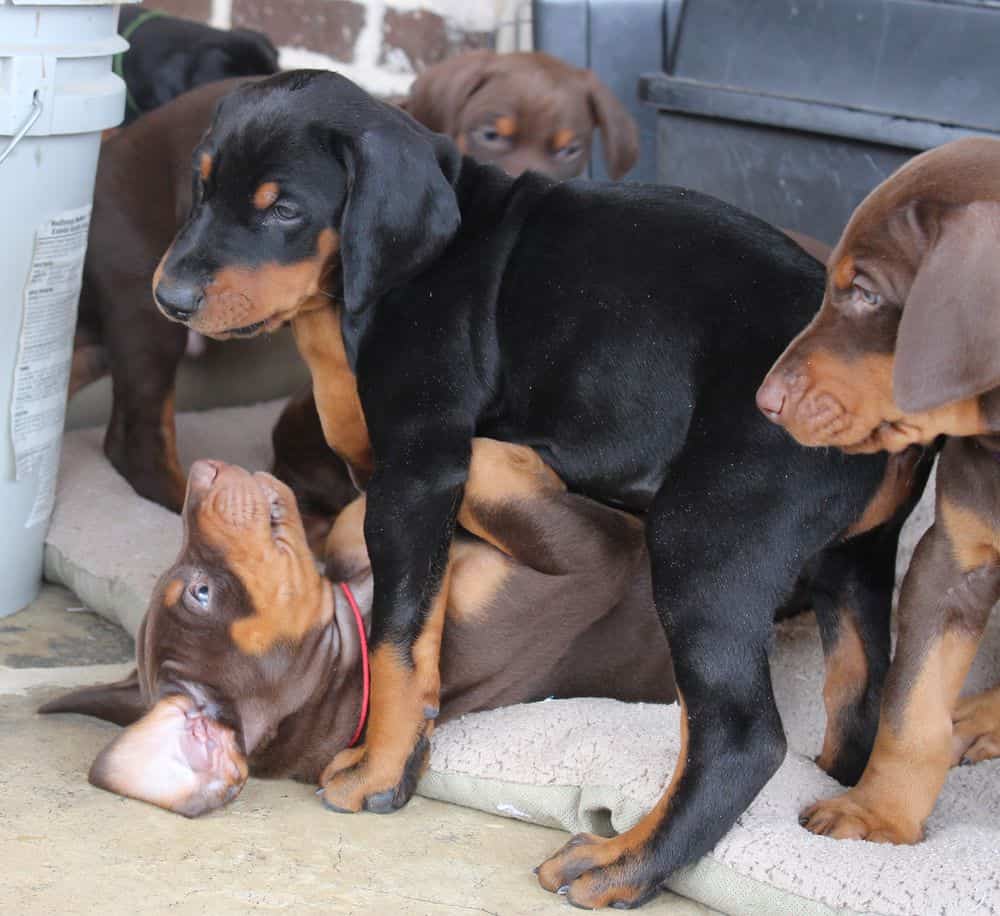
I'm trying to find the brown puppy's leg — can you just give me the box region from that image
[104,318,188,512]
[318,438,575,813]
[814,447,931,785]
[801,477,1000,843]
[953,685,1000,765]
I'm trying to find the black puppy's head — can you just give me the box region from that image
[145,28,279,112]
[153,70,462,339]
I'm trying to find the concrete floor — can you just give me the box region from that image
[0,586,713,915]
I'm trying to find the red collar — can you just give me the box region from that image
[339,582,369,748]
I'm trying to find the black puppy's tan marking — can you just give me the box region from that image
[152,71,907,907]
[761,138,1000,845]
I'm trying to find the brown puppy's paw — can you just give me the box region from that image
[799,792,923,844]
[319,731,431,814]
[952,688,1000,766]
[535,833,663,910]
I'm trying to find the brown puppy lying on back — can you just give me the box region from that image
[74,53,639,511]
[758,137,1000,845]
[41,440,674,815]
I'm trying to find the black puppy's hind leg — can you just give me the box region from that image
[537,463,795,909]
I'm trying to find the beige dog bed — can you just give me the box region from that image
[45,401,1000,915]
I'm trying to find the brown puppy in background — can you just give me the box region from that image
[758,137,1000,845]
[402,50,639,180]
[74,53,638,511]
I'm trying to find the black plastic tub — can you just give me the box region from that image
[639,0,1000,242]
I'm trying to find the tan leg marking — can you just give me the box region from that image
[938,498,1000,572]
[446,538,511,623]
[801,630,979,844]
[535,696,689,909]
[292,305,372,481]
[457,438,565,557]
[953,685,1000,765]
[320,566,450,812]
[816,611,868,774]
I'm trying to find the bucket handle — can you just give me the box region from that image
[0,91,44,167]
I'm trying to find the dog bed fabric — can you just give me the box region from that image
[45,400,1000,916]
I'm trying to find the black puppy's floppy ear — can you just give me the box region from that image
[586,72,639,181]
[38,668,146,727]
[893,201,1000,413]
[339,118,461,313]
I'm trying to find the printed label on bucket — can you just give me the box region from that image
[11,204,92,528]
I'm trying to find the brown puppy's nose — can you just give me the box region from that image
[188,459,221,492]
[756,375,787,424]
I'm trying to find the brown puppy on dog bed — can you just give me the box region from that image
[41,443,675,816]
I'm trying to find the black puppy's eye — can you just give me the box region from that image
[272,202,300,222]
[190,583,211,610]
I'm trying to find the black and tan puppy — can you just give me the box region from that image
[116,8,278,125]
[759,137,1000,846]
[76,53,635,512]
[150,71,926,907]
[41,442,676,815]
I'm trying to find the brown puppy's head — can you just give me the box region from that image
[153,70,461,340]
[40,460,362,817]
[402,50,638,181]
[757,137,1000,453]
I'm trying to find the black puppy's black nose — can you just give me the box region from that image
[155,278,203,320]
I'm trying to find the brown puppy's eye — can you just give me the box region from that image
[553,141,583,160]
[851,283,882,310]
[472,125,511,149]
[190,583,211,610]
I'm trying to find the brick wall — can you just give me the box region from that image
[143,0,531,96]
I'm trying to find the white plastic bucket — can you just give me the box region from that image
[1,0,137,616]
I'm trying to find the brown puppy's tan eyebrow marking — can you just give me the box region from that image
[163,578,184,607]
[551,128,575,152]
[495,116,517,137]
[253,181,280,211]
[833,254,856,290]
[199,153,213,182]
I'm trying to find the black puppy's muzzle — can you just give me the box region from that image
[154,276,204,322]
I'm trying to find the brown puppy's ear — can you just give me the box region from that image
[893,201,1000,413]
[38,669,145,727]
[586,73,639,180]
[402,50,497,136]
[88,694,248,818]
